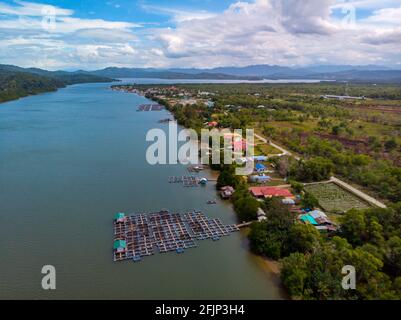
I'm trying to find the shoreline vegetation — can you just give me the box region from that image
[113,82,401,300]
[0,64,115,104]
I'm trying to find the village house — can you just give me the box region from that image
[255,163,267,173]
[299,210,338,233]
[252,155,268,162]
[207,121,219,128]
[249,175,271,184]
[220,186,235,199]
[249,186,295,199]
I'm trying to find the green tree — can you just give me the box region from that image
[281,252,309,298]
[339,209,367,246]
[292,157,334,182]
[288,224,321,254]
[232,189,260,222]
[248,199,295,259]
[301,192,319,209]
[290,180,304,194]
[385,236,401,277]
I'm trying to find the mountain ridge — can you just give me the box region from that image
[2,63,401,87]
[0,64,116,103]
[86,64,401,83]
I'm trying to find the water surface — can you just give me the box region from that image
[0,82,284,299]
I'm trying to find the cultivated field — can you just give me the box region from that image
[305,182,371,213]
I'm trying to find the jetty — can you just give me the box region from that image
[113,210,239,263]
[236,222,253,229]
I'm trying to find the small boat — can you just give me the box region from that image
[207,200,217,205]
[176,248,184,254]
[132,255,142,263]
[212,235,220,241]
[199,178,208,185]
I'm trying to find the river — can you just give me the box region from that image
[0,80,285,299]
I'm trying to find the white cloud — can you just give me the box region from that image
[0,0,72,16]
[362,28,401,45]
[362,6,401,26]
[331,0,401,10]
[274,0,338,35]
[0,0,143,69]
[141,4,217,23]
[0,0,400,69]
[150,0,401,67]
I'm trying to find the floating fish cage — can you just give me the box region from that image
[113,210,238,262]
[137,104,164,111]
[168,176,201,187]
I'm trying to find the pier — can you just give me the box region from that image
[236,222,253,229]
[113,210,239,262]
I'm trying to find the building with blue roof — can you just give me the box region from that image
[255,163,266,173]
[300,214,318,225]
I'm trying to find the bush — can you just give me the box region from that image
[291,157,334,182]
[232,190,259,222]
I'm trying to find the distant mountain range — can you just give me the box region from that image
[85,67,261,80]
[0,64,115,85]
[2,62,401,104]
[84,64,401,83]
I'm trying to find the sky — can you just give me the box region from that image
[0,0,400,70]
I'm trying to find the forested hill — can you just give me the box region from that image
[0,71,64,103]
[0,65,115,103]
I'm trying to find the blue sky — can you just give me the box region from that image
[0,0,400,69]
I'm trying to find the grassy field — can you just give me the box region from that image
[305,182,371,213]
[255,143,281,155]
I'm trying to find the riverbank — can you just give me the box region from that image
[239,227,287,298]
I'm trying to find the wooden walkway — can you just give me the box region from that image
[236,222,253,228]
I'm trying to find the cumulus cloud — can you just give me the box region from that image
[362,6,401,26]
[331,0,401,10]
[0,0,143,69]
[0,0,72,16]
[152,0,401,67]
[362,28,401,45]
[0,0,400,69]
[273,0,338,35]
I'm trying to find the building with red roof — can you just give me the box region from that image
[207,121,219,128]
[249,186,295,199]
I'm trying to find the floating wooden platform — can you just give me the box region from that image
[113,210,239,262]
[137,104,164,111]
[168,176,199,187]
